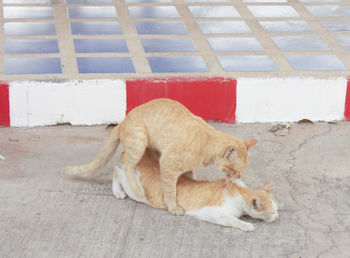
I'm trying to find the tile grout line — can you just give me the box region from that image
[290,0,350,70]
[116,1,151,74]
[175,0,223,73]
[54,1,78,76]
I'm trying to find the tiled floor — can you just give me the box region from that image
[0,0,350,79]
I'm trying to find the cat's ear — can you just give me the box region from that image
[261,181,271,193]
[244,138,257,150]
[224,146,238,162]
[252,198,261,210]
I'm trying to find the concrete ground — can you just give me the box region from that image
[1,122,350,258]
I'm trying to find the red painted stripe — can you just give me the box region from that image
[345,78,350,121]
[0,82,10,127]
[126,77,236,123]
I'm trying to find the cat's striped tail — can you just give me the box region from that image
[64,125,120,177]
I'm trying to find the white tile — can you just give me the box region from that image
[248,6,299,17]
[272,37,329,51]
[306,6,350,17]
[285,55,347,71]
[188,6,240,17]
[336,37,350,50]
[259,21,313,33]
[207,37,264,51]
[197,21,251,33]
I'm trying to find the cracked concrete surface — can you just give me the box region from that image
[0,122,349,258]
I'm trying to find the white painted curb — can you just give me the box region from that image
[236,78,348,123]
[5,77,349,127]
[9,80,126,127]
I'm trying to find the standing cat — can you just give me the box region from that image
[113,149,279,231]
[64,98,257,215]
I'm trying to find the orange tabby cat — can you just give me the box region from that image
[113,149,279,231]
[64,98,257,215]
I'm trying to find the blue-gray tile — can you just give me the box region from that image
[77,57,135,73]
[70,22,122,35]
[141,38,197,52]
[148,56,208,73]
[135,21,187,35]
[4,0,52,3]
[197,21,251,34]
[248,6,299,17]
[207,37,264,51]
[5,39,59,54]
[4,57,62,74]
[285,55,347,71]
[68,6,117,19]
[320,21,350,33]
[4,22,56,35]
[259,21,313,33]
[336,37,350,50]
[66,0,113,3]
[217,55,278,72]
[129,6,179,18]
[126,0,171,2]
[272,37,329,51]
[188,6,240,17]
[74,39,128,53]
[3,7,54,19]
[306,6,350,17]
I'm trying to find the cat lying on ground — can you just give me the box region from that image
[65,98,257,216]
[112,149,279,232]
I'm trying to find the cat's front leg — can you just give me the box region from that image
[159,170,184,215]
[217,213,255,231]
[193,208,255,232]
[112,168,126,199]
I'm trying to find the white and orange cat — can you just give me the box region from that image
[64,98,257,216]
[113,149,279,232]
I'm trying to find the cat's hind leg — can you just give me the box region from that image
[121,128,148,198]
[113,167,126,199]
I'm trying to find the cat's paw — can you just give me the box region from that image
[113,190,127,200]
[169,206,185,216]
[239,222,255,232]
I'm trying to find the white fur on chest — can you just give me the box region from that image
[186,194,250,226]
[186,194,245,218]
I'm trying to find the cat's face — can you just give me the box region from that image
[216,139,257,178]
[247,182,279,223]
